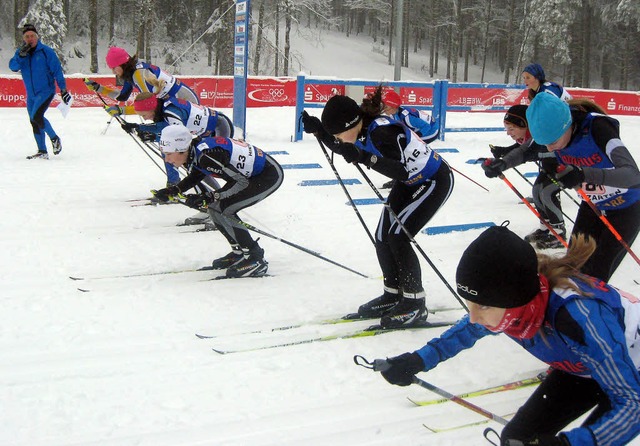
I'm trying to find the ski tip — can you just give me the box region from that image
[69,276,84,281]
[341,313,365,320]
[195,333,215,339]
[211,347,230,355]
[77,288,91,293]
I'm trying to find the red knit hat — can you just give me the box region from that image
[106,47,130,69]
[134,94,158,112]
[382,90,402,108]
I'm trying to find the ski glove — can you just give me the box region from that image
[300,111,323,134]
[18,42,31,57]
[121,122,139,134]
[376,352,424,387]
[152,185,180,203]
[105,105,124,117]
[481,158,507,178]
[340,143,373,165]
[184,194,209,210]
[60,90,72,105]
[489,144,513,159]
[84,78,102,92]
[504,433,570,446]
[137,130,156,142]
[553,165,585,189]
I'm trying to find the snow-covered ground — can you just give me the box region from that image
[2,105,640,446]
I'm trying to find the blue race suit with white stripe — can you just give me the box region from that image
[414,278,640,446]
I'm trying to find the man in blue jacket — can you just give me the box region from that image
[9,23,71,159]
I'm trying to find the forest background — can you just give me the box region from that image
[0,0,639,91]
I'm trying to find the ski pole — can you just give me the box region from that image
[92,88,166,175]
[576,189,640,268]
[315,138,375,245]
[498,173,569,248]
[353,164,468,312]
[449,165,490,192]
[191,204,370,278]
[354,355,508,426]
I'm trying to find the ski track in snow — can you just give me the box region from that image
[1,107,640,445]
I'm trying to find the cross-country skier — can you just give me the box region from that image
[526,92,640,282]
[481,104,566,249]
[151,125,284,278]
[84,46,199,105]
[374,224,640,446]
[301,86,454,328]
[522,63,572,102]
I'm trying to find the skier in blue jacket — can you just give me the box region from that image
[9,23,71,159]
[375,224,640,446]
[522,63,572,102]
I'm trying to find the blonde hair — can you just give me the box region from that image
[145,74,167,95]
[567,98,608,115]
[538,233,598,295]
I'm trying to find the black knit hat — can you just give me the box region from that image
[321,95,363,135]
[456,225,540,309]
[22,23,37,34]
[503,104,528,128]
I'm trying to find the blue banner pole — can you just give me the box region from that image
[233,0,250,138]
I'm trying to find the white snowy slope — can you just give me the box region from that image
[1,106,639,446]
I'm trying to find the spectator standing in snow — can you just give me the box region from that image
[526,92,640,282]
[9,23,71,159]
[481,104,566,249]
[375,224,640,446]
[522,63,572,102]
[301,86,454,329]
[151,125,284,278]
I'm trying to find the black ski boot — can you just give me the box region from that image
[536,224,566,250]
[211,244,243,269]
[380,296,428,328]
[226,242,268,278]
[357,289,401,318]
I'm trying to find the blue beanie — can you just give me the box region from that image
[523,63,545,81]
[526,92,573,145]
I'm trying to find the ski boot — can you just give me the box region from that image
[226,242,269,278]
[357,288,401,318]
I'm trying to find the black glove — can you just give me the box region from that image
[121,122,139,134]
[184,193,208,210]
[60,89,72,105]
[340,143,369,164]
[504,433,570,446]
[152,185,180,203]
[489,144,513,159]
[18,42,31,57]
[137,130,156,142]
[378,352,424,387]
[300,111,323,134]
[554,165,585,189]
[481,158,507,178]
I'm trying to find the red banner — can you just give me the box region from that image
[1,75,639,116]
[0,75,297,108]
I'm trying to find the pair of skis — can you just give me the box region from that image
[195,307,463,354]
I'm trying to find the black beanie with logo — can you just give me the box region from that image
[22,23,38,34]
[455,225,540,309]
[321,95,363,135]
